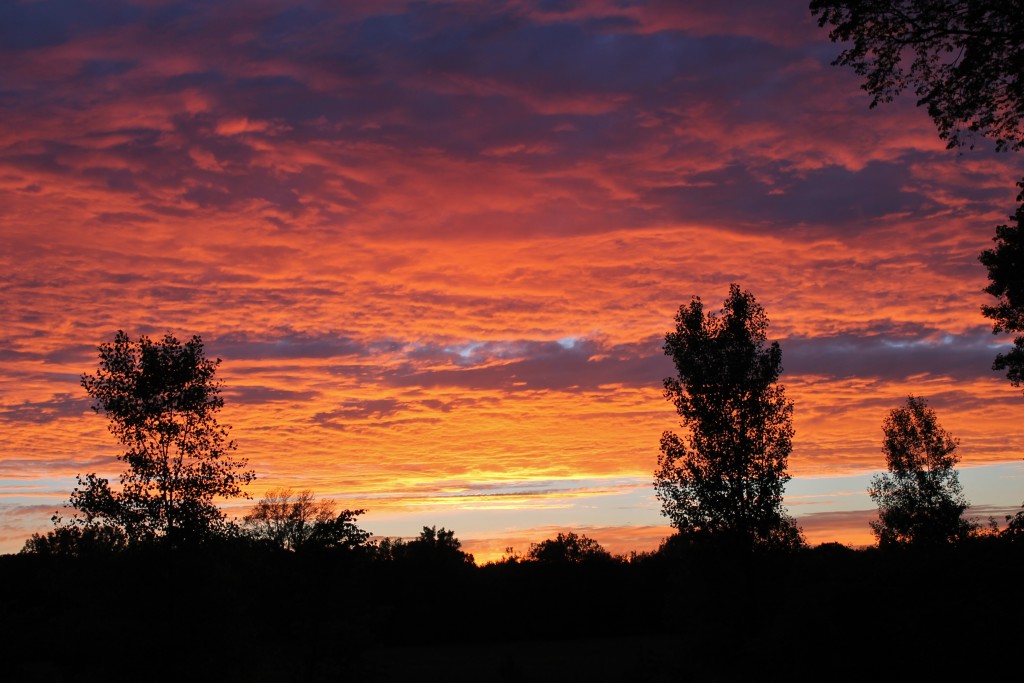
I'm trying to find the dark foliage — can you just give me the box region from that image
[655,284,802,550]
[1006,509,1024,537]
[525,532,612,564]
[980,200,1024,393]
[811,0,1024,151]
[20,523,127,557]
[243,488,369,553]
[869,395,974,545]
[374,526,475,566]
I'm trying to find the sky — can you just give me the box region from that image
[2,0,1023,561]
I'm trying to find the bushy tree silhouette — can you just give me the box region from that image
[655,284,802,550]
[526,532,612,564]
[375,526,475,565]
[408,526,474,564]
[65,331,253,547]
[20,524,127,557]
[869,396,974,545]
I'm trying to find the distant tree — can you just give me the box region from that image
[495,546,524,564]
[979,201,1024,393]
[20,523,127,557]
[1004,509,1024,539]
[654,284,802,550]
[243,488,369,552]
[526,532,612,564]
[868,395,974,545]
[66,331,254,546]
[370,535,408,561]
[811,0,1024,151]
[407,525,474,564]
[375,526,474,565]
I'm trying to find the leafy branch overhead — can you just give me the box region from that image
[811,0,1024,151]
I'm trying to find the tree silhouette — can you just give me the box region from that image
[979,201,1024,394]
[67,331,254,546]
[405,526,475,565]
[20,523,127,557]
[1004,509,1024,538]
[373,526,475,565]
[526,532,612,564]
[811,0,1024,151]
[243,488,369,552]
[868,395,974,545]
[654,284,802,550]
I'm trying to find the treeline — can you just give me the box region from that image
[22,288,1024,562]
[5,529,1023,681]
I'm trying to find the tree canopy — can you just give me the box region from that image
[811,0,1024,151]
[654,284,802,550]
[20,524,127,557]
[375,526,475,565]
[526,532,612,564]
[67,331,254,546]
[243,488,369,552]
[868,395,974,545]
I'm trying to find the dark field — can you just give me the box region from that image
[3,539,1021,681]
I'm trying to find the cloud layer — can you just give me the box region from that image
[2,0,1023,552]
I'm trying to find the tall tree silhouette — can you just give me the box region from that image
[869,395,973,545]
[655,285,801,549]
[811,0,1024,151]
[979,201,1024,394]
[68,331,254,546]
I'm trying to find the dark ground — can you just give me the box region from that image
[2,539,1020,681]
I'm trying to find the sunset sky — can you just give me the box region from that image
[2,0,1023,561]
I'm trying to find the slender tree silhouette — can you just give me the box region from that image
[655,285,802,550]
